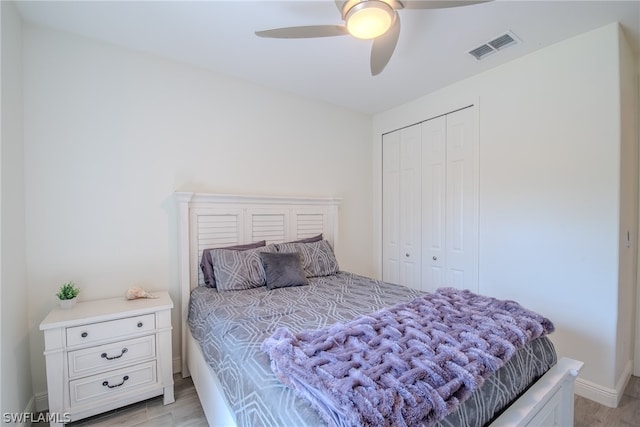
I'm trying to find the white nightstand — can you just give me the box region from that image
[39,291,175,426]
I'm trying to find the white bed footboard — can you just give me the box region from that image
[491,357,583,426]
[187,326,582,427]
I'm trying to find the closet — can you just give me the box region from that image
[382,106,478,293]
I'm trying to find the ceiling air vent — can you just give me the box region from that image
[468,31,520,61]
[469,44,495,61]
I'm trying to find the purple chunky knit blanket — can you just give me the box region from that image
[261,287,554,427]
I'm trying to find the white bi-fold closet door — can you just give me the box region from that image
[382,123,422,290]
[382,106,478,293]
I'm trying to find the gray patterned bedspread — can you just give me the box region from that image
[188,272,556,427]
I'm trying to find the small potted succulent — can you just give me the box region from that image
[56,281,80,309]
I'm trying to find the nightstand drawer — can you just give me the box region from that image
[69,361,157,407]
[68,335,156,378]
[66,314,155,346]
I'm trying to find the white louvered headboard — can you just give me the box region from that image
[175,192,341,374]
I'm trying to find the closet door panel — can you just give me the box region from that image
[445,107,477,291]
[421,116,446,293]
[382,106,477,293]
[382,131,401,284]
[399,125,422,290]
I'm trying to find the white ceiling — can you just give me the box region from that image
[15,0,640,114]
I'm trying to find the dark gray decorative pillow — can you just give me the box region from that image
[259,252,309,290]
[289,234,322,244]
[200,240,266,288]
[211,245,275,292]
[274,240,339,278]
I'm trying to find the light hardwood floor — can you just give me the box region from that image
[37,374,207,427]
[37,374,640,426]
[574,375,640,427]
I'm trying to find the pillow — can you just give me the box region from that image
[211,245,276,292]
[274,239,339,278]
[289,234,322,244]
[200,241,266,288]
[259,252,309,290]
[211,245,277,292]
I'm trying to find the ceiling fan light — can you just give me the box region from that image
[346,1,394,40]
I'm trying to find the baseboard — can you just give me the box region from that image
[34,391,48,413]
[575,360,633,408]
[22,395,36,427]
[1,395,38,426]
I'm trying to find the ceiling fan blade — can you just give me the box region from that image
[255,25,348,39]
[401,0,492,9]
[370,13,401,76]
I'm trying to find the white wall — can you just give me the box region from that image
[373,23,634,405]
[636,53,640,379]
[1,0,33,419]
[23,25,373,399]
[616,25,638,394]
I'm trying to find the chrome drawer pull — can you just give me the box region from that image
[101,348,128,360]
[102,375,129,389]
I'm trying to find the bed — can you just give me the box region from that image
[176,192,583,427]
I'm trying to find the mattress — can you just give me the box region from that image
[188,272,556,427]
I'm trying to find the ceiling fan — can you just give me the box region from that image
[255,1,492,76]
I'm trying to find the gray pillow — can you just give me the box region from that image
[211,245,275,292]
[200,240,266,288]
[289,233,322,244]
[259,252,309,290]
[274,240,339,278]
